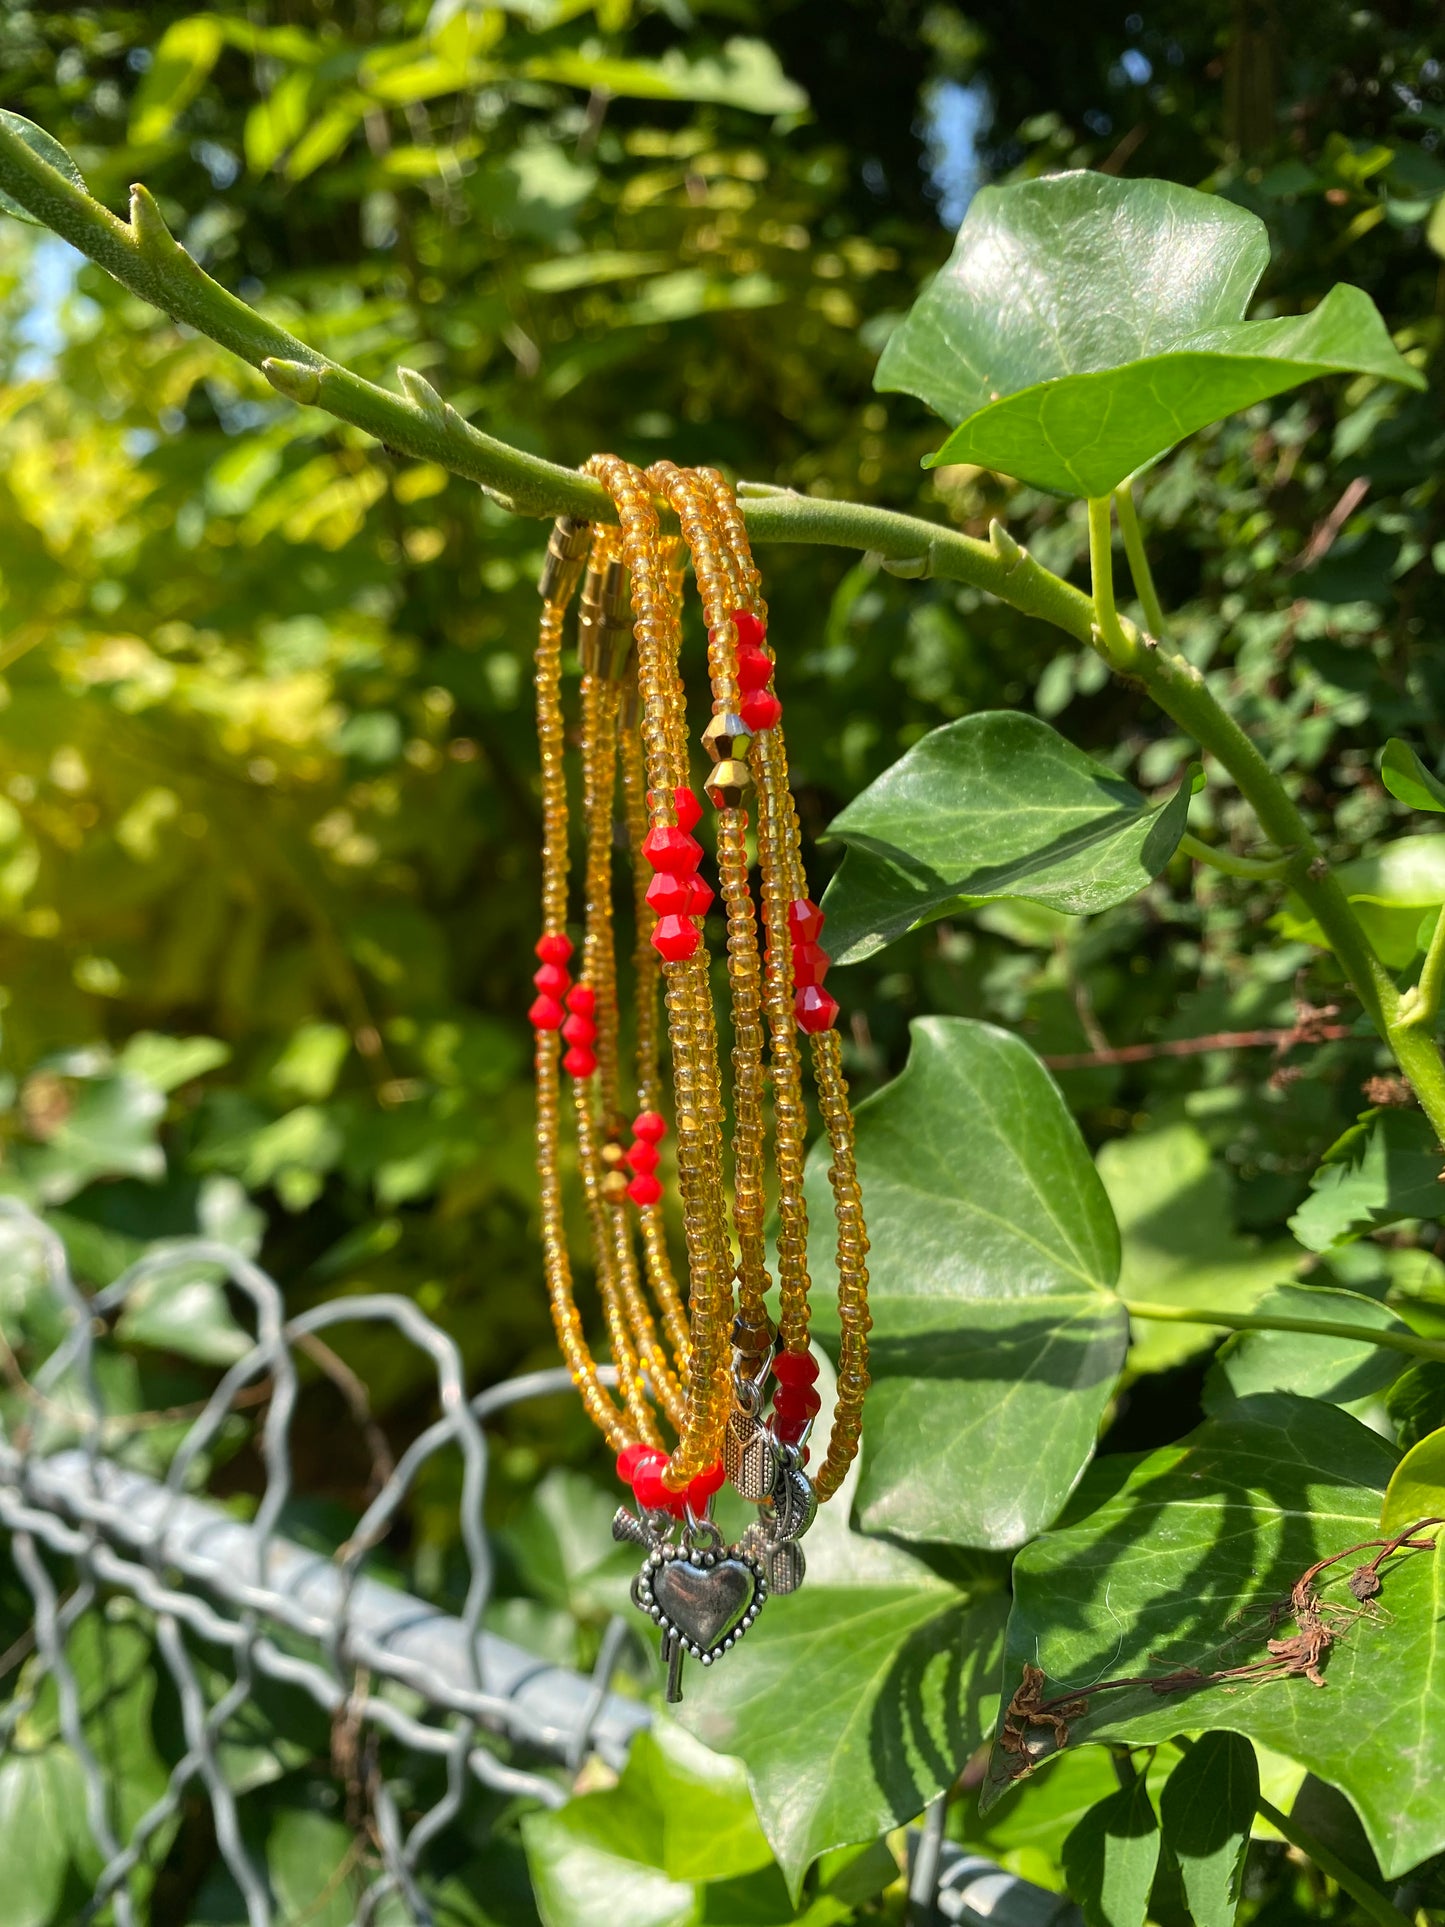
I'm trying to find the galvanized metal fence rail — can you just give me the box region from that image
[0,1199,1065,1926]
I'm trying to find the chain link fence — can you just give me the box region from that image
[0,1199,1064,1926]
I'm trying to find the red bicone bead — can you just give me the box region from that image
[795,985,840,1033]
[535,933,573,965]
[626,1140,660,1175]
[773,1348,820,1388]
[687,1461,726,1512]
[533,960,570,997]
[732,609,766,650]
[617,1441,652,1483]
[687,874,715,918]
[563,1045,597,1078]
[562,1012,596,1047]
[646,871,692,916]
[642,826,703,875]
[528,994,565,1031]
[566,983,597,1016]
[627,1172,663,1207]
[787,898,825,944]
[793,941,830,987]
[773,1409,810,1446]
[633,1110,666,1143]
[648,785,703,833]
[737,644,773,692]
[740,690,782,733]
[651,914,700,962]
[774,1383,822,1422]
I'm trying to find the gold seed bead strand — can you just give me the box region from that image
[532,569,630,1450]
[702,473,871,1482]
[620,713,692,1374]
[575,665,661,1447]
[699,476,814,1356]
[649,462,774,1341]
[585,458,735,1490]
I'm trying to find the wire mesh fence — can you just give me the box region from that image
[0,1198,1066,1927]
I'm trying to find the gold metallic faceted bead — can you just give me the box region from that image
[705,759,752,809]
[537,515,591,601]
[600,1169,630,1205]
[701,712,752,763]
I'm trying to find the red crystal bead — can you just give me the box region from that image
[631,1459,671,1510]
[627,1172,663,1207]
[686,874,715,917]
[793,942,830,987]
[687,1461,726,1512]
[787,898,824,944]
[642,825,703,875]
[633,1111,666,1143]
[528,994,564,1031]
[532,960,570,996]
[774,1383,822,1421]
[737,642,773,692]
[566,983,596,1016]
[795,985,839,1033]
[773,1409,810,1446]
[651,914,700,962]
[773,1348,820,1388]
[648,785,703,832]
[562,1012,596,1047]
[626,1140,660,1175]
[535,933,573,965]
[645,871,692,916]
[617,1441,651,1483]
[563,1045,597,1078]
[732,609,766,650]
[740,690,782,733]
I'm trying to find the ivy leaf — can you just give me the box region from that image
[875,172,1423,498]
[1061,1778,1160,1927]
[1203,1284,1412,1413]
[806,1017,1128,1547]
[0,113,88,225]
[1388,1362,1445,1450]
[1289,1108,1442,1252]
[1159,1733,1258,1927]
[1381,739,1445,814]
[820,713,1190,966]
[986,1394,1445,1879]
[1380,1426,1445,1535]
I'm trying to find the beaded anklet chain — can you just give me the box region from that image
[528,459,870,1697]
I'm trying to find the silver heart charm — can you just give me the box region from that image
[636,1542,766,1662]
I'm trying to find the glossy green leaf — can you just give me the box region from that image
[684,1557,1006,1896]
[1159,1733,1258,1927]
[0,113,87,225]
[0,1750,89,1927]
[960,1747,1121,1889]
[1099,1123,1295,1375]
[987,1394,1445,1878]
[875,172,1422,497]
[1387,1362,1445,1449]
[127,17,228,147]
[820,713,1191,966]
[806,1016,1128,1547]
[14,1069,166,1205]
[523,39,807,114]
[1275,835,1445,967]
[1288,1108,1442,1252]
[1203,1284,1411,1413]
[1381,739,1445,813]
[1380,1424,1445,1534]
[1061,1778,1159,1927]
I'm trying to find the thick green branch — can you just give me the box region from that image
[1177,831,1295,881]
[1123,1298,1445,1365]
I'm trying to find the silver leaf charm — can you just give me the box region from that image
[769,1458,817,1544]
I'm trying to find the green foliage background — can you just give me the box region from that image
[3,1,1445,1921]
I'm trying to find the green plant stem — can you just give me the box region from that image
[1396,907,1445,1031]
[1122,1298,1445,1364]
[6,125,1445,1139]
[1177,832,1296,881]
[1086,497,1140,670]
[1255,1795,1413,1927]
[1115,484,1169,639]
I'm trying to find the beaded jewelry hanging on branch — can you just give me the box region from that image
[528,458,871,1700]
